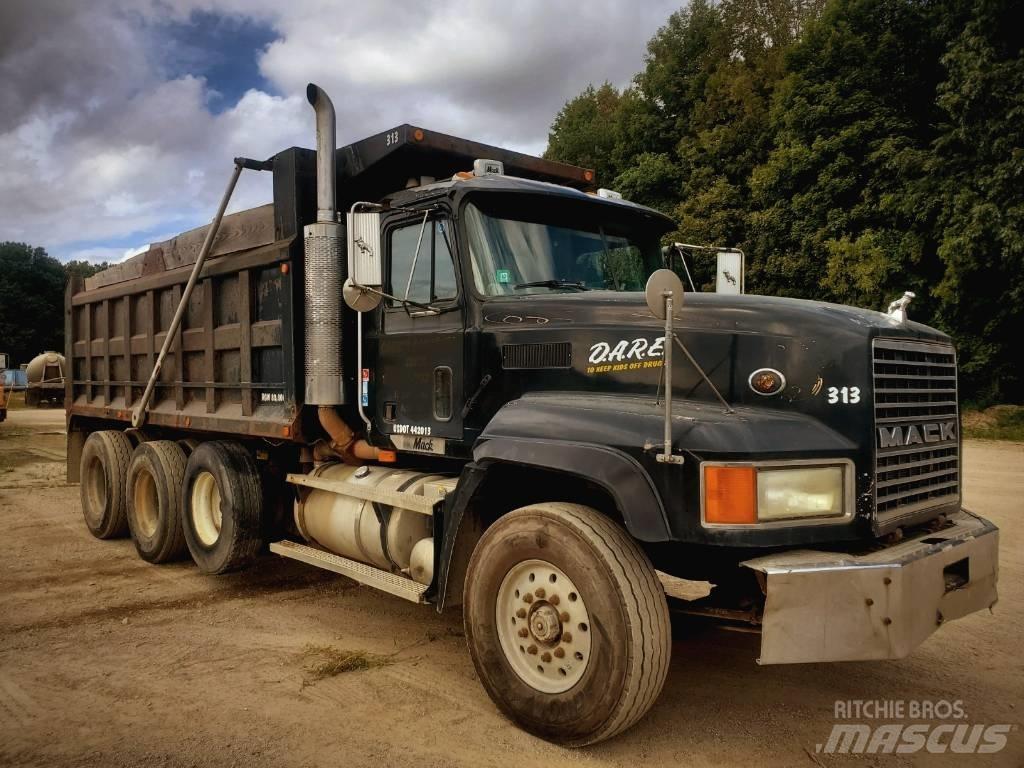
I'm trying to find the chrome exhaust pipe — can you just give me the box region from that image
[306,83,337,223]
[303,82,344,405]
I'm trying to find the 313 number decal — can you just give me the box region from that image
[827,386,861,404]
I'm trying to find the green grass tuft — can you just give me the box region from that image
[962,405,1024,442]
[300,645,393,685]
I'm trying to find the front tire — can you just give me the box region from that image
[181,441,263,574]
[463,503,671,746]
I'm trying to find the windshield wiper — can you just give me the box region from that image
[514,279,589,291]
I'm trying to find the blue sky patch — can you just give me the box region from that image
[155,11,279,112]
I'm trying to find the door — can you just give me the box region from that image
[372,212,464,453]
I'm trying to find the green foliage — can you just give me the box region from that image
[545,0,1024,403]
[64,259,110,283]
[544,83,627,186]
[0,242,66,366]
[0,245,106,368]
[962,406,1024,442]
[929,0,1024,402]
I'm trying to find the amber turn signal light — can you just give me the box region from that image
[704,466,757,524]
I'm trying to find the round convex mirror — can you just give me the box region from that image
[644,269,685,320]
[343,277,382,312]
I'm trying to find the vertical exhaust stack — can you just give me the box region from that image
[304,83,345,405]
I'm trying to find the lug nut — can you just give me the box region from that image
[561,631,573,643]
[527,644,538,655]
[523,593,534,604]
[553,647,565,659]
[516,608,527,619]
[541,652,552,663]
[560,611,570,623]
[518,627,529,638]
[549,595,560,606]
[535,588,546,598]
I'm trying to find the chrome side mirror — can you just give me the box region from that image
[346,211,382,287]
[645,268,685,319]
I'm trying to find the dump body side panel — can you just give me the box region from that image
[67,222,303,441]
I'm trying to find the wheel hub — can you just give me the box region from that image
[529,603,562,644]
[191,470,223,547]
[495,559,593,694]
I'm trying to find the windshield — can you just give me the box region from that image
[463,196,664,296]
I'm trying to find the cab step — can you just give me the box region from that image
[269,540,429,604]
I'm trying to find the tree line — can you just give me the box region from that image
[545,0,1022,404]
[0,242,106,368]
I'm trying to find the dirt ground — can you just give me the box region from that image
[0,407,1021,768]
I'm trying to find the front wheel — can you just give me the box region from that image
[463,503,671,746]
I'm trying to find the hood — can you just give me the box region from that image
[476,290,951,417]
[481,290,947,343]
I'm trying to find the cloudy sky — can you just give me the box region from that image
[0,0,679,263]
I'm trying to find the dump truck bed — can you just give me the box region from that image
[67,204,302,439]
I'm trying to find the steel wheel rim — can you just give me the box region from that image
[83,455,107,526]
[191,471,222,546]
[496,558,593,694]
[132,467,159,538]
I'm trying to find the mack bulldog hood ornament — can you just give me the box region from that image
[887,291,916,323]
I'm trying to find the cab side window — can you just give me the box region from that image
[388,218,457,306]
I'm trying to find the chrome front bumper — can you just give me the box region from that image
[742,510,999,664]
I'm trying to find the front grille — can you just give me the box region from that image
[872,338,960,524]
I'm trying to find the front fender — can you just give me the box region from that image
[473,437,670,541]
[473,397,670,541]
[433,439,669,613]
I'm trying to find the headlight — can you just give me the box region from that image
[704,463,849,525]
[756,466,845,521]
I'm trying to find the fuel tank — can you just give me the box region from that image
[294,463,441,583]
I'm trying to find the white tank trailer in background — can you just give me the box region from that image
[25,351,65,407]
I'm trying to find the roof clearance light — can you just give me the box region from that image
[597,188,623,200]
[473,159,504,177]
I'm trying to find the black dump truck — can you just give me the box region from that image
[67,84,999,746]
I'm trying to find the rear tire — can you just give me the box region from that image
[126,441,189,563]
[464,503,671,747]
[79,430,132,539]
[181,441,263,574]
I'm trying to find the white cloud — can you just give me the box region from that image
[0,0,679,260]
[63,243,153,265]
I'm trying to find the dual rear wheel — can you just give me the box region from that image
[80,432,262,574]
